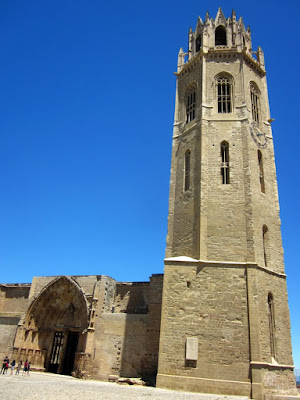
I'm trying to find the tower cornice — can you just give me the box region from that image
[164,258,287,278]
[243,49,266,76]
[176,47,265,78]
[175,50,202,76]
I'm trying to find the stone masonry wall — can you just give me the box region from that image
[158,262,250,395]
[0,284,30,314]
[0,274,163,384]
[0,284,31,362]
[115,282,149,314]
[166,60,202,259]
[201,55,249,263]
[91,313,148,380]
[88,275,163,381]
[255,270,293,366]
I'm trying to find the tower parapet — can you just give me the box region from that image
[179,8,265,72]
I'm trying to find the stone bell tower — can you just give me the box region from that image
[157,8,298,400]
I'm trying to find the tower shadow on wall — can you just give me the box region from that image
[118,275,163,386]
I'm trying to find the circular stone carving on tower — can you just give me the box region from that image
[250,123,268,148]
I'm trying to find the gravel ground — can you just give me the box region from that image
[0,372,249,400]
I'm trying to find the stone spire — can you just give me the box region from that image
[215,7,226,26]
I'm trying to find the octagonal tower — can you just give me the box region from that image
[157,9,298,400]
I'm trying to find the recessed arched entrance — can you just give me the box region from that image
[14,276,89,375]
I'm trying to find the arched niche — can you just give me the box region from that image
[215,25,227,46]
[25,276,89,331]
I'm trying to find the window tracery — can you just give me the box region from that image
[251,83,260,123]
[217,75,232,113]
[186,84,196,123]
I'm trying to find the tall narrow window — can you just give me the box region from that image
[186,85,196,123]
[196,35,202,52]
[263,225,268,267]
[268,293,276,359]
[220,141,230,184]
[217,76,232,113]
[258,150,265,193]
[215,26,227,46]
[184,150,191,191]
[251,84,260,123]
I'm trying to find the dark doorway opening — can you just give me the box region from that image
[48,331,79,375]
[62,332,79,375]
[49,331,64,373]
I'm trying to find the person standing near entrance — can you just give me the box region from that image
[2,356,9,374]
[22,360,28,376]
[27,362,31,376]
[10,359,16,374]
[1,356,8,374]
[16,360,22,375]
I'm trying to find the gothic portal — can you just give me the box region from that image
[0,8,298,400]
[13,277,89,375]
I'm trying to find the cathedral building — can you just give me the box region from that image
[0,9,298,400]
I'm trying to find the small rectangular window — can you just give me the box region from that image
[263,225,268,267]
[184,150,191,191]
[268,293,276,359]
[258,150,265,193]
[220,142,230,184]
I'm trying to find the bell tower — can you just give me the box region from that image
[157,9,298,400]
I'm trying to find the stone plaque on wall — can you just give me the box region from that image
[185,337,198,361]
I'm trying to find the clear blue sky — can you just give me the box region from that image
[0,0,299,368]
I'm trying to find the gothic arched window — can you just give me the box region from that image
[215,26,227,46]
[186,84,196,123]
[196,35,202,52]
[184,150,191,191]
[250,83,260,124]
[217,75,232,113]
[268,293,276,359]
[258,150,265,193]
[220,141,230,184]
[263,225,269,267]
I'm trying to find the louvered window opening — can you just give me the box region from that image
[186,89,196,123]
[251,86,260,123]
[217,78,231,113]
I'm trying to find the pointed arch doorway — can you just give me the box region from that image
[14,276,89,375]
